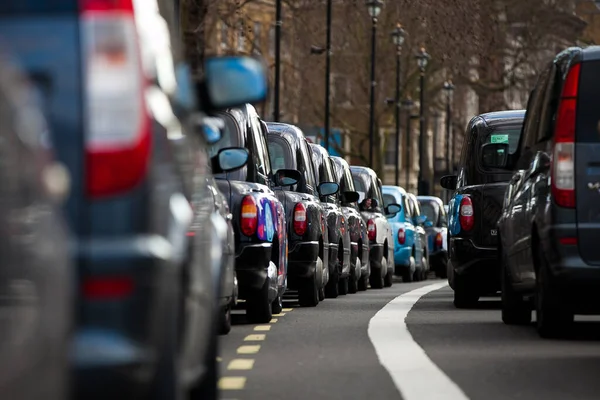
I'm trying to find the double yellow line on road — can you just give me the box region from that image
[219,308,293,393]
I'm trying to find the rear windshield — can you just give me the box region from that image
[576,60,600,143]
[207,114,242,179]
[0,1,76,13]
[419,201,439,224]
[479,125,521,155]
[268,137,294,172]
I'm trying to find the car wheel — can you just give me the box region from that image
[299,272,319,307]
[219,303,232,335]
[369,260,385,289]
[437,255,448,279]
[453,273,479,309]
[384,263,393,288]
[271,293,283,315]
[501,250,531,325]
[338,276,349,295]
[348,258,360,294]
[246,278,273,323]
[357,273,368,291]
[421,253,429,281]
[325,262,340,298]
[536,248,573,338]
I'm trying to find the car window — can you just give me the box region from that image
[576,60,600,143]
[419,201,439,225]
[208,113,245,181]
[249,117,270,183]
[268,137,294,172]
[343,166,356,192]
[383,194,396,207]
[299,140,317,194]
[352,172,366,201]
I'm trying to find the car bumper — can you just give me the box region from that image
[450,237,500,290]
[72,234,183,398]
[287,241,319,288]
[236,242,273,296]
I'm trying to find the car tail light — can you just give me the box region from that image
[397,227,406,244]
[293,203,307,236]
[240,196,258,236]
[435,232,443,249]
[459,197,474,231]
[82,276,134,300]
[81,0,151,198]
[551,63,580,208]
[367,219,376,241]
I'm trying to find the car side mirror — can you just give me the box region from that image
[416,215,427,225]
[318,182,339,197]
[481,142,509,169]
[342,190,360,203]
[440,175,458,190]
[273,169,302,187]
[211,147,249,173]
[198,56,268,112]
[384,203,401,217]
[425,220,434,228]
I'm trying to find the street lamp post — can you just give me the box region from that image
[402,98,415,190]
[415,47,430,195]
[274,0,282,121]
[366,0,383,168]
[324,0,333,151]
[443,81,455,176]
[391,23,406,187]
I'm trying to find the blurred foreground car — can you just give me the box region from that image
[350,167,400,289]
[0,0,269,397]
[309,144,349,297]
[0,58,72,400]
[417,196,449,278]
[267,123,332,305]
[209,105,292,323]
[382,185,427,282]
[330,156,367,293]
[441,110,525,308]
[498,46,600,338]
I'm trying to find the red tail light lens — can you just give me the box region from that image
[551,63,580,208]
[435,232,443,248]
[240,196,258,236]
[367,219,376,241]
[397,227,406,244]
[81,0,151,198]
[83,276,134,300]
[459,197,474,231]
[293,203,307,236]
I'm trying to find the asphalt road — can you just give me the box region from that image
[217,278,600,400]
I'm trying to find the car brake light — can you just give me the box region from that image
[82,276,134,299]
[81,0,151,198]
[551,63,580,208]
[240,196,258,237]
[435,232,443,248]
[397,227,406,244]
[293,203,307,236]
[459,197,474,231]
[368,219,376,241]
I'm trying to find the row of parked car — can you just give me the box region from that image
[207,103,450,327]
[442,45,600,339]
[0,1,452,398]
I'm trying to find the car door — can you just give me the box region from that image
[412,195,427,257]
[401,193,417,253]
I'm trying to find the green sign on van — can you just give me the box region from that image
[491,134,509,144]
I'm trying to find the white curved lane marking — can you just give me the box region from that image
[368,282,470,400]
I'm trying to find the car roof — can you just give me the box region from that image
[350,165,376,178]
[330,156,349,169]
[309,143,328,157]
[580,45,600,62]
[382,185,407,196]
[477,109,526,128]
[266,121,307,145]
[417,196,444,205]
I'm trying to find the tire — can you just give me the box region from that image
[219,304,232,335]
[271,293,283,315]
[246,278,273,323]
[370,261,385,289]
[413,268,421,282]
[299,273,319,307]
[384,267,393,288]
[348,258,360,294]
[536,248,573,338]
[453,273,479,309]
[421,253,429,281]
[338,276,349,295]
[318,287,325,301]
[325,262,340,298]
[437,255,448,279]
[357,273,368,291]
[501,250,531,325]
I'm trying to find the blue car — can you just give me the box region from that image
[382,186,429,282]
[417,196,449,278]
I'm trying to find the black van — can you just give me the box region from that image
[498,46,600,338]
[441,110,525,308]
